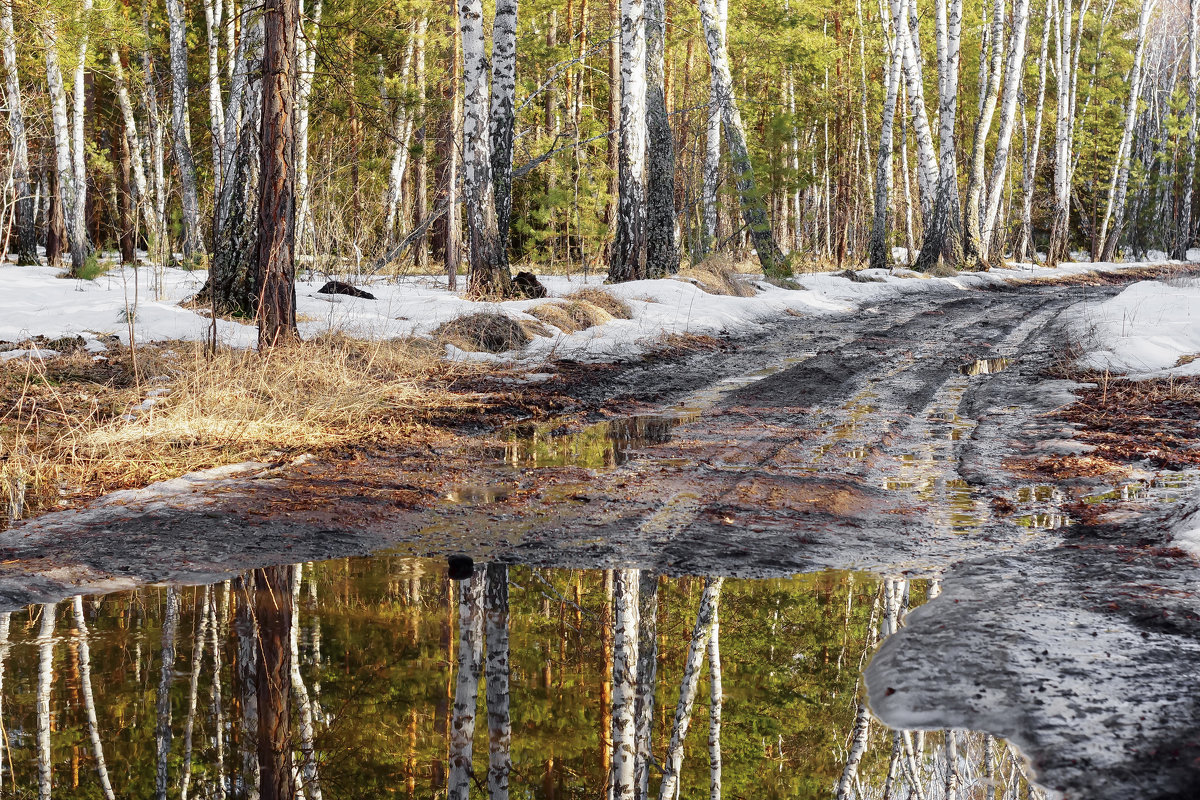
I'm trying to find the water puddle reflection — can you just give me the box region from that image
[960,357,1014,376]
[0,557,1048,798]
[493,413,698,468]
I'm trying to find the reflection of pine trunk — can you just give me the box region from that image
[657,577,722,800]
[707,600,722,800]
[37,603,55,800]
[71,596,116,800]
[610,569,640,800]
[237,575,262,800]
[450,571,484,800]
[156,588,181,800]
[485,564,512,800]
[182,587,213,800]
[634,572,658,800]
[254,565,296,800]
[289,564,323,800]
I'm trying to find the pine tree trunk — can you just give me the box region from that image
[962,0,1006,268]
[460,0,512,297]
[165,0,205,261]
[2,0,35,263]
[697,0,789,276]
[609,0,649,282]
[490,0,519,244]
[154,588,180,800]
[1015,0,1051,263]
[43,17,87,274]
[610,569,639,800]
[645,0,677,276]
[257,0,300,348]
[449,571,484,800]
[702,0,727,254]
[485,564,512,800]
[869,0,906,270]
[255,566,296,800]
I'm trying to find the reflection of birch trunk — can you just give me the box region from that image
[254,566,296,800]
[657,577,723,800]
[289,564,322,800]
[449,571,484,800]
[882,733,902,799]
[485,564,512,800]
[156,588,181,800]
[181,587,213,800]
[37,603,55,800]
[72,596,116,800]
[611,569,640,800]
[0,611,8,792]
[834,703,872,800]
[707,598,722,800]
[211,590,228,800]
[634,572,658,800]
[944,730,959,800]
[237,575,262,800]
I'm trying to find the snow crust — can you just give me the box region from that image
[0,257,1188,363]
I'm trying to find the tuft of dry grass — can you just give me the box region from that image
[677,254,757,297]
[528,303,583,333]
[563,300,615,329]
[1,336,482,523]
[565,288,633,319]
[433,312,548,353]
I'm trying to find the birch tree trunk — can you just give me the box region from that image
[71,0,91,261]
[36,604,55,800]
[834,703,873,800]
[1099,0,1158,261]
[180,588,212,800]
[141,2,168,261]
[255,566,296,800]
[295,0,322,258]
[610,569,640,800]
[697,0,789,276]
[980,0,1034,259]
[257,0,300,348]
[490,0,519,244]
[43,16,86,274]
[383,39,417,245]
[609,0,648,282]
[702,0,727,254]
[1016,0,1052,262]
[449,571,484,800]
[0,612,8,792]
[915,0,965,272]
[657,577,724,800]
[1176,0,1198,260]
[236,576,262,800]
[2,0,35,263]
[155,588,180,800]
[869,0,905,270]
[72,597,116,800]
[460,0,512,297]
[707,597,722,800]
[900,0,939,217]
[645,0,677,276]
[289,564,323,800]
[435,0,462,287]
[203,0,227,192]
[485,564,512,800]
[413,16,429,268]
[634,572,658,800]
[165,0,205,261]
[962,0,1006,268]
[110,48,158,251]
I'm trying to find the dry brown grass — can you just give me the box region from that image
[1,335,482,523]
[528,303,583,333]
[677,254,757,297]
[433,312,549,353]
[565,288,633,319]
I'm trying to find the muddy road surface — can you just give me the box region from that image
[5,275,1200,799]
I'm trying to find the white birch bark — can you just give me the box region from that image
[485,564,512,800]
[702,0,727,253]
[235,577,260,800]
[900,0,939,214]
[869,0,906,270]
[295,0,322,257]
[43,14,86,273]
[383,37,417,243]
[110,48,158,247]
[36,604,55,800]
[155,587,180,800]
[1099,0,1159,260]
[203,0,226,191]
[645,0,677,275]
[71,597,117,800]
[834,702,873,800]
[609,0,648,281]
[657,577,724,800]
[180,587,212,800]
[490,0,519,241]
[165,0,204,260]
[707,598,722,800]
[1179,0,1199,259]
[290,564,323,800]
[2,0,34,263]
[634,572,658,800]
[449,571,484,800]
[71,0,91,256]
[981,0,1034,258]
[141,3,168,259]
[0,612,8,791]
[610,569,639,800]
[1017,0,1052,262]
[963,0,1007,267]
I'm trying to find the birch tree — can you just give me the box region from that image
[962,0,1007,268]
[449,570,484,800]
[154,588,180,800]
[165,0,204,261]
[203,0,226,191]
[609,0,648,282]
[2,0,35,263]
[295,0,322,256]
[180,588,213,800]
[900,0,939,218]
[1015,0,1052,262]
[36,604,55,800]
[383,37,417,244]
[869,0,906,270]
[707,598,722,800]
[1046,0,1089,265]
[72,597,116,800]
[696,0,789,276]
[1177,0,1199,260]
[703,0,727,254]
[634,572,659,800]
[43,11,87,274]
[645,0,677,276]
[110,47,158,251]
[490,0,519,243]
[485,564,512,800]
[610,568,639,800]
[290,564,323,800]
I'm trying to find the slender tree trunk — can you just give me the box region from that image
[449,571,484,800]
[460,0,511,297]
[290,565,323,800]
[71,597,117,800]
[236,577,262,800]
[1016,0,1051,262]
[490,0,519,244]
[835,703,873,800]
[435,0,462,288]
[657,577,723,800]
[702,0,727,254]
[609,0,649,282]
[2,0,35,263]
[383,39,417,245]
[71,0,91,261]
[1178,0,1200,259]
[1099,0,1158,261]
[697,0,789,276]
[900,0,939,219]
[110,48,157,251]
[916,0,964,272]
[141,1,168,261]
[485,564,512,800]
[869,0,905,270]
[180,588,212,800]
[255,566,296,800]
[634,572,658,800]
[295,0,322,259]
[607,0,620,238]
[257,0,300,348]
[203,0,227,192]
[610,569,639,800]
[155,589,180,800]
[43,16,86,274]
[963,0,1006,268]
[645,0,677,275]
[165,0,204,261]
[707,594,723,800]
[413,16,429,269]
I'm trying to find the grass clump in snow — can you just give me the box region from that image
[528,303,583,334]
[565,288,633,319]
[677,254,757,297]
[834,269,885,283]
[434,312,548,353]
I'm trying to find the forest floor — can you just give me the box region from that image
[3,263,1200,798]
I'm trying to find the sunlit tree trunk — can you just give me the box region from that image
[236,576,262,800]
[0,612,8,791]
[1178,0,1199,260]
[413,16,430,269]
[435,0,462,288]
[834,703,873,800]
[962,0,1006,268]
[295,0,322,257]
[485,564,512,800]
[449,571,484,800]
[110,48,157,251]
[210,593,228,800]
[72,597,116,800]
[290,564,323,800]
[71,0,91,258]
[255,566,296,800]
[165,0,204,260]
[899,0,939,219]
[203,0,227,192]
[155,588,181,800]
[610,569,639,800]
[36,603,55,800]
[490,0,519,243]
[43,15,86,274]
[609,0,648,282]
[702,0,727,254]
[1015,0,1051,262]
[869,0,905,270]
[1,0,35,263]
[141,2,168,259]
[181,588,213,800]
[707,597,722,800]
[645,0,677,276]
[634,572,658,800]
[697,0,788,276]
[383,38,417,245]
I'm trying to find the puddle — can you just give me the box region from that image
[494,413,698,468]
[960,356,1014,375]
[0,557,1048,799]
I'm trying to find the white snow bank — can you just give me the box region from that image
[0,257,1190,364]
[1066,278,1200,378]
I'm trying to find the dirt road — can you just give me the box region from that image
[4,274,1199,798]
